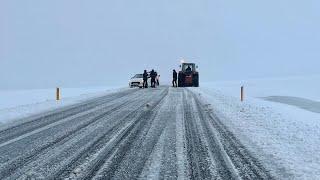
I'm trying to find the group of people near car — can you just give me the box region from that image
[142,65,192,88]
[142,66,192,88]
[143,69,160,88]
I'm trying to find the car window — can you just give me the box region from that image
[133,74,143,78]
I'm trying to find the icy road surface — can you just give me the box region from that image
[0,87,273,180]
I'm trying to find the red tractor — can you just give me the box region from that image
[178,63,199,87]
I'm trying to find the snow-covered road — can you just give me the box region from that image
[0,87,273,180]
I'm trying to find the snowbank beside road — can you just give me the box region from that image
[193,77,320,179]
[0,86,124,125]
[203,75,320,101]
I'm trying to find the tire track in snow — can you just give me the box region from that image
[92,89,169,179]
[183,90,214,179]
[0,98,128,149]
[0,87,274,180]
[185,91,234,179]
[188,88,274,180]
[0,89,145,179]
[139,127,167,180]
[13,89,163,180]
[0,89,137,145]
[139,88,181,180]
[76,88,169,180]
[175,93,188,180]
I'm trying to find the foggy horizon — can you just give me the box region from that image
[1,0,320,89]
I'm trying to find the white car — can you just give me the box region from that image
[129,74,151,88]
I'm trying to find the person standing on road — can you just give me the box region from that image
[143,70,148,88]
[156,74,160,86]
[150,69,157,88]
[172,69,178,87]
[154,71,158,87]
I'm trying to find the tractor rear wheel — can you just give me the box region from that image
[178,74,184,87]
[193,74,199,87]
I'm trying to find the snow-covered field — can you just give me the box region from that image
[0,86,123,125]
[196,75,320,179]
[202,75,320,101]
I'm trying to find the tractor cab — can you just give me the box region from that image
[180,63,197,74]
[178,63,199,87]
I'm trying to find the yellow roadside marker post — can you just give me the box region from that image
[56,87,60,101]
[241,86,244,102]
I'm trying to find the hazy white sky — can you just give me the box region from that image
[1,0,320,89]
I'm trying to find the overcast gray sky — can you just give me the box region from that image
[1,0,320,89]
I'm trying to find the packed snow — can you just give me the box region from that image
[202,75,320,101]
[1,75,320,178]
[194,75,320,179]
[0,86,123,125]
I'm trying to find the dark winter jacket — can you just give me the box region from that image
[143,72,148,80]
[173,71,178,80]
[150,71,157,79]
